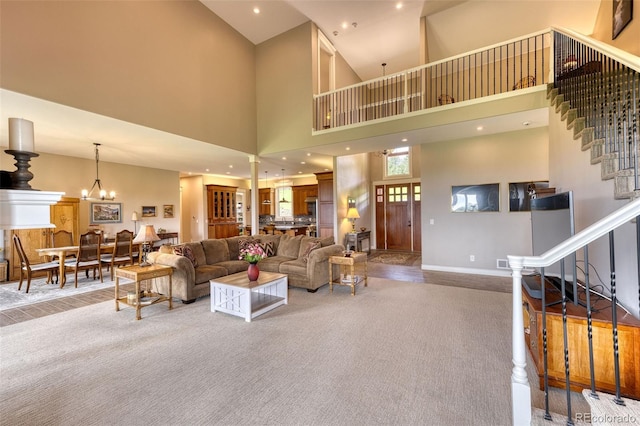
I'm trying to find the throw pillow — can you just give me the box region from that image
[159,244,173,254]
[259,241,275,257]
[174,245,198,267]
[301,241,321,263]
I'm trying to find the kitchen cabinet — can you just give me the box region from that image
[292,185,318,216]
[259,188,274,215]
[315,172,333,238]
[206,185,239,239]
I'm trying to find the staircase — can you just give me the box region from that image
[510,28,640,426]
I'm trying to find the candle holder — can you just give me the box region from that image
[4,150,39,190]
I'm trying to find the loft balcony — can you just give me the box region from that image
[312,29,552,136]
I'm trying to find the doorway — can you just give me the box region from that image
[375,183,421,251]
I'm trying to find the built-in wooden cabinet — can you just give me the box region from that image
[292,185,318,216]
[51,197,80,244]
[206,185,239,239]
[315,172,333,238]
[258,188,274,216]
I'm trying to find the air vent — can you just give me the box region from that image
[496,259,509,269]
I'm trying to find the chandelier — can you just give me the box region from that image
[81,143,116,201]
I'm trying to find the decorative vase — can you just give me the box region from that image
[247,262,260,281]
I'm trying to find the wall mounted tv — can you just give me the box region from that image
[527,191,579,304]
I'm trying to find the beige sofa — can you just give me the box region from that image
[147,234,344,303]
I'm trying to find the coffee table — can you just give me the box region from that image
[210,271,288,322]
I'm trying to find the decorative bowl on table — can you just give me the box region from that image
[360,227,366,232]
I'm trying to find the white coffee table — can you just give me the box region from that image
[210,271,288,322]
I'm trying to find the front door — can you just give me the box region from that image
[375,183,421,251]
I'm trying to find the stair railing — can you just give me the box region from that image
[509,198,640,425]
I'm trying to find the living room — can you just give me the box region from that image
[1,1,640,423]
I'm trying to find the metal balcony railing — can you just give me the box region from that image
[313,30,551,131]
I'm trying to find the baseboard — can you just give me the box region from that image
[421,264,512,277]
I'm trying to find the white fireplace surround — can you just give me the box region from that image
[0,189,64,230]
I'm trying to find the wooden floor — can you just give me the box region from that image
[0,250,511,327]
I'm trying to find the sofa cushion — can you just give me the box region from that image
[277,234,303,258]
[175,242,204,268]
[259,241,275,257]
[254,234,280,253]
[216,260,250,275]
[231,236,254,261]
[202,239,230,264]
[320,236,335,247]
[279,259,307,276]
[259,255,294,273]
[194,264,229,284]
[297,236,320,258]
[301,240,321,263]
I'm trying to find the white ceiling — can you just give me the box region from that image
[1,1,601,179]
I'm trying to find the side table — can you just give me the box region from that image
[328,252,368,295]
[115,264,173,320]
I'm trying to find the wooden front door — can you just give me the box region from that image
[385,184,411,250]
[375,183,421,252]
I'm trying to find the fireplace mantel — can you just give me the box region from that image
[0,189,64,229]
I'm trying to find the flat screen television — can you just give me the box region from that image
[523,191,579,304]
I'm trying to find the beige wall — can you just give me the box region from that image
[591,0,640,56]
[0,150,180,238]
[256,23,314,155]
[0,0,257,154]
[336,153,370,239]
[420,127,548,273]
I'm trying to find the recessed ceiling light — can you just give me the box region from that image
[229,165,233,168]
[300,161,306,165]
[523,121,531,126]
[346,147,351,151]
[396,2,403,10]
[253,7,260,14]
[341,22,348,29]
[401,138,408,142]
[306,153,311,156]
[476,126,484,131]
[282,156,287,160]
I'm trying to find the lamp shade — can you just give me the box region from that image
[346,207,360,219]
[131,211,139,221]
[133,224,160,244]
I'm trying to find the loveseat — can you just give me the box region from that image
[146,234,344,303]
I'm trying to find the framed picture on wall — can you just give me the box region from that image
[451,183,500,212]
[163,204,174,218]
[141,206,156,217]
[613,0,633,39]
[90,203,122,224]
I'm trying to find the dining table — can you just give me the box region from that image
[36,243,116,287]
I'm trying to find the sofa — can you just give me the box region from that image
[147,234,344,303]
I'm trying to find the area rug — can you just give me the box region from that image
[368,251,421,266]
[0,275,118,311]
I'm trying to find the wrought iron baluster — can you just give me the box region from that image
[608,230,625,406]
[584,246,599,399]
[559,260,574,426]
[540,267,552,421]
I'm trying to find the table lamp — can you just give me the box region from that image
[346,207,360,233]
[133,224,160,266]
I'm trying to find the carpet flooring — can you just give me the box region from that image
[1,277,516,425]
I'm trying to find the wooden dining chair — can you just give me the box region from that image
[100,229,134,280]
[12,234,60,293]
[66,231,103,287]
[51,230,76,262]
